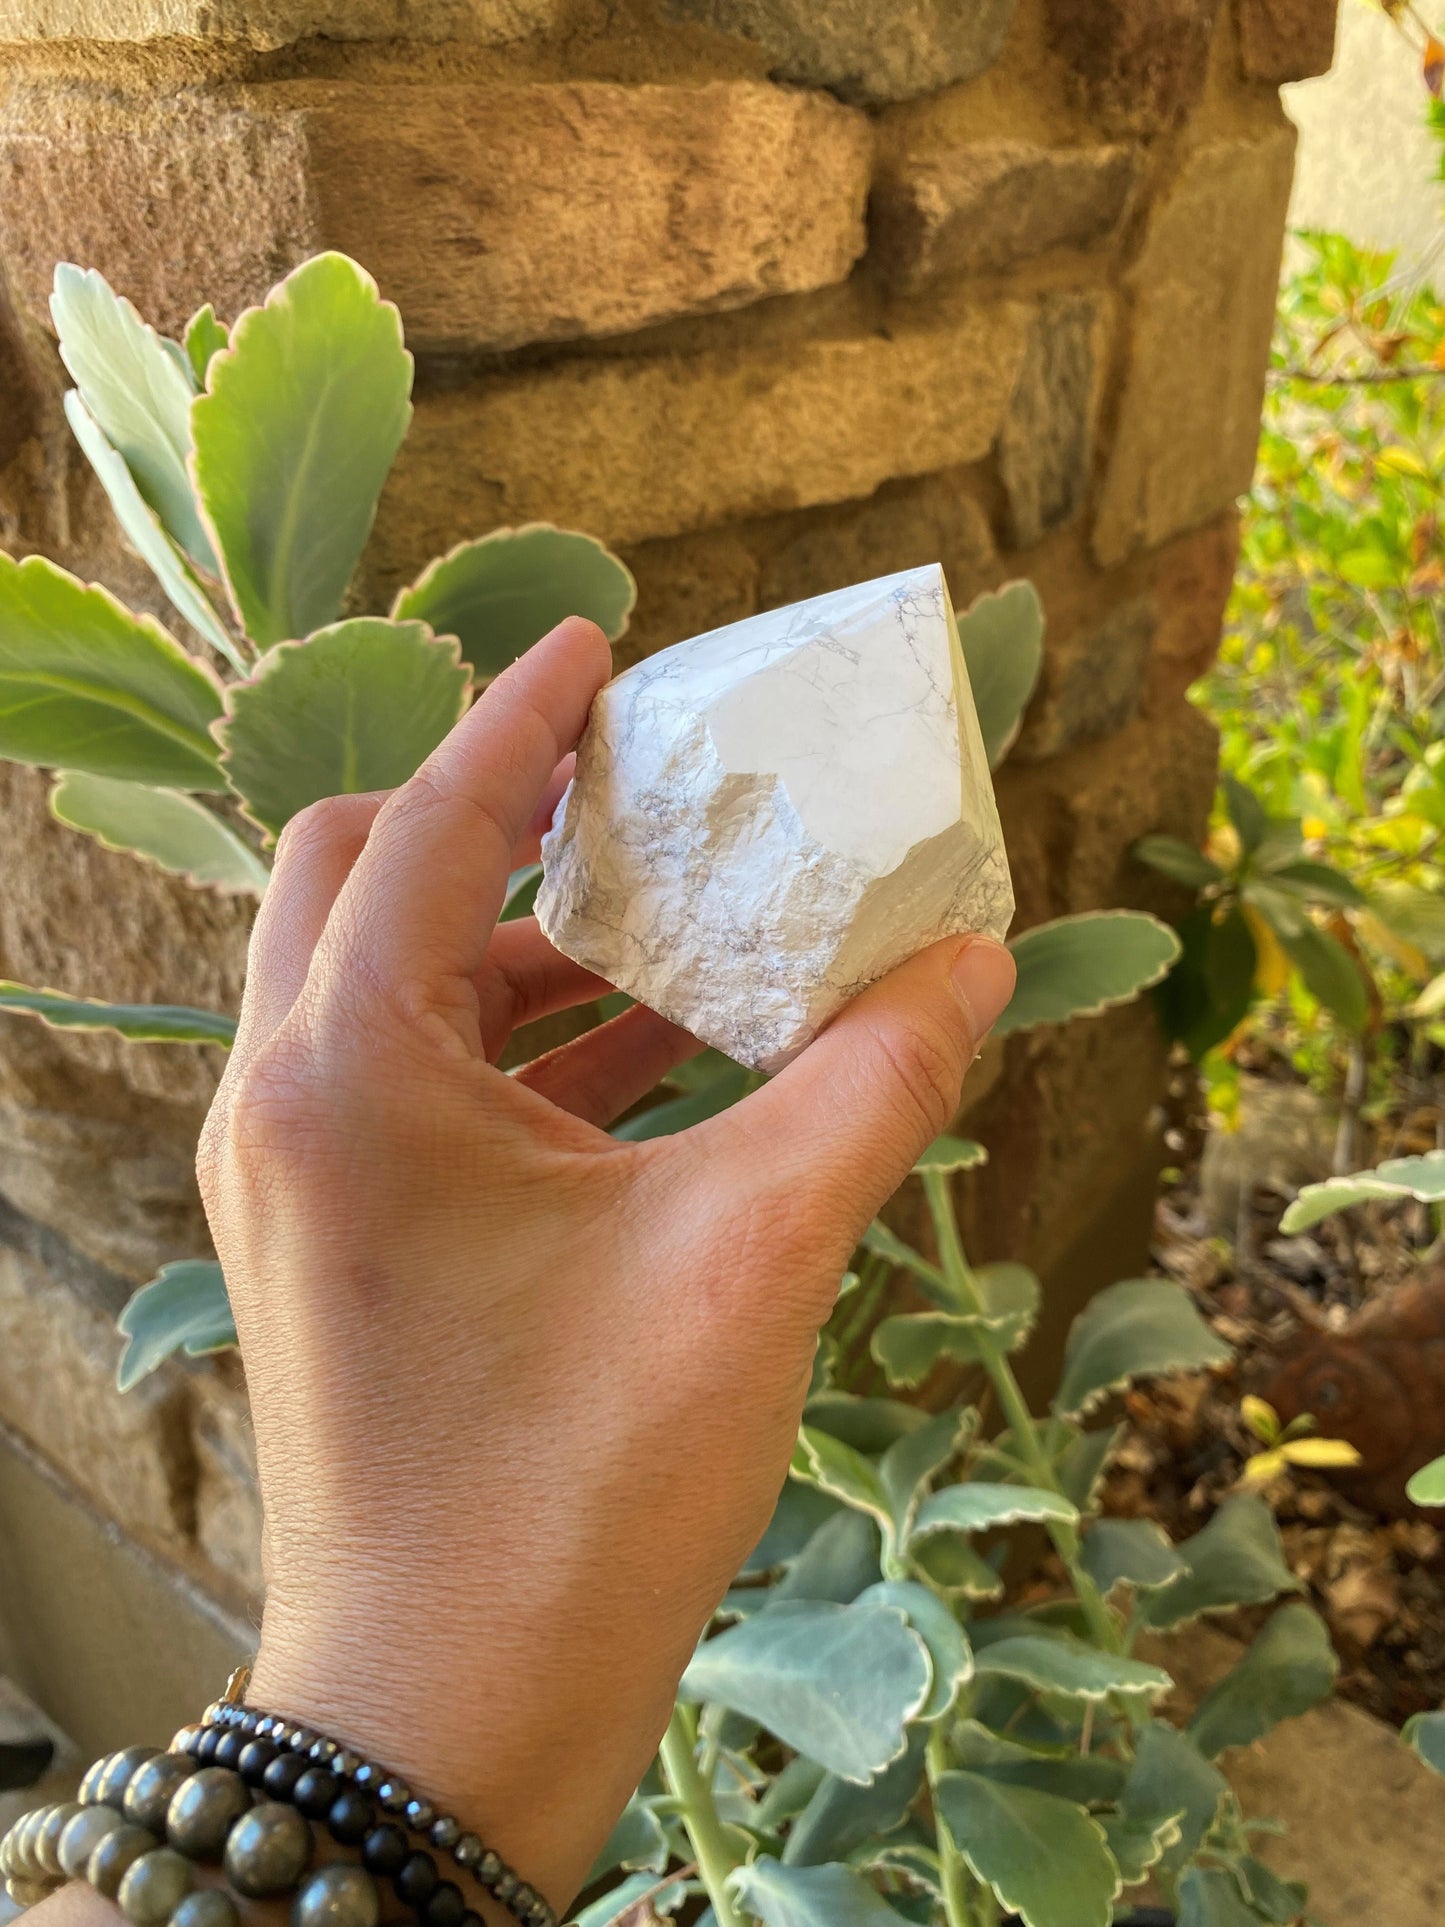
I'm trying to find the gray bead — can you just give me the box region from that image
[224,1803,313,1899]
[172,1888,241,1927]
[35,1804,82,1878]
[7,1876,52,1907]
[79,1757,113,1805]
[291,1863,379,1927]
[492,1870,519,1904]
[98,1748,161,1809]
[125,1757,196,1833]
[451,1833,482,1870]
[118,1847,193,1927]
[166,1769,250,1860]
[88,1826,161,1900]
[428,1817,459,1853]
[59,1805,126,1879]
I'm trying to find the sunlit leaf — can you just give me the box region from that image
[1054,1278,1231,1420]
[51,772,268,895]
[1281,1149,1445,1232]
[0,981,236,1047]
[955,580,1044,769]
[116,1260,235,1390]
[998,913,1182,1038]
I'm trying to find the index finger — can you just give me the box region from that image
[318,618,610,998]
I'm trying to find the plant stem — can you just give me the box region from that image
[920,1173,1121,1654]
[658,1704,749,1927]
[926,1725,977,1927]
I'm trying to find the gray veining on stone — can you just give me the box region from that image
[536,563,1014,1073]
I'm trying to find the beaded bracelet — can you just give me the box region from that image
[0,1673,555,1927]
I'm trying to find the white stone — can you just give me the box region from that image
[536,564,1014,1074]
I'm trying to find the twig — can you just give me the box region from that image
[1270,363,1442,385]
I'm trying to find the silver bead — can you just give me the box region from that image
[118,1848,193,1927]
[125,1756,196,1833]
[331,1751,361,1779]
[35,1804,82,1878]
[97,1748,161,1809]
[79,1757,113,1805]
[451,1833,482,1870]
[166,1769,250,1860]
[59,1806,125,1879]
[88,1826,161,1900]
[172,1889,241,1927]
[429,1816,459,1852]
[292,1863,379,1927]
[224,1803,313,1899]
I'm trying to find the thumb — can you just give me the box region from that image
[695,934,1016,1228]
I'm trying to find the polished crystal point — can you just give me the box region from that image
[537,563,1014,1073]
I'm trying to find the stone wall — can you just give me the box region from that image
[0,0,1334,1615]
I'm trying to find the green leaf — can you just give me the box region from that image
[1402,1709,1445,1774]
[1222,775,1268,856]
[587,1796,670,1883]
[1154,903,1258,1061]
[731,1859,912,1927]
[997,912,1182,1039]
[911,1484,1077,1543]
[1261,857,1366,908]
[743,1482,842,1576]
[955,581,1045,769]
[0,553,226,789]
[1099,1812,1181,1888]
[1132,835,1225,890]
[51,772,268,895]
[791,1429,892,1538]
[572,1871,693,1927]
[873,1266,1041,1387]
[216,619,470,840]
[950,1721,1127,1805]
[1280,1150,1445,1233]
[1119,1721,1227,1877]
[769,1509,882,1609]
[612,1063,754,1141]
[500,863,544,923]
[1275,919,1369,1031]
[115,1260,235,1390]
[1079,1518,1186,1599]
[0,981,236,1047]
[856,1580,972,1720]
[62,390,244,674]
[679,1601,930,1783]
[1235,1856,1309,1924]
[1054,1278,1231,1420]
[393,526,636,680]
[911,1133,988,1174]
[1370,883,1445,965]
[192,252,413,646]
[50,264,215,569]
[802,1395,930,1455]
[1177,1867,1266,1927]
[971,1632,1171,1704]
[934,1773,1118,1927]
[912,1533,1005,1599]
[1142,1494,1301,1631]
[1187,1604,1337,1758]
[184,305,229,386]
[782,1733,926,1868]
[879,1408,975,1551]
[1408,1453,1445,1509]
[860,1222,949,1304]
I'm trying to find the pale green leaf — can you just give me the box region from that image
[997,912,1182,1039]
[971,1632,1170,1704]
[393,526,636,679]
[62,390,243,673]
[51,772,268,896]
[217,618,469,839]
[1142,1493,1303,1631]
[742,1482,842,1577]
[935,1773,1118,1927]
[1280,1150,1445,1233]
[873,1266,1041,1385]
[587,1796,670,1883]
[856,1580,972,1721]
[679,1601,930,1783]
[1408,1453,1445,1508]
[802,1394,929,1455]
[1187,1604,1337,1758]
[879,1407,974,1549]
[116,1260,235,1390]
[730,1859,911,1927]
[781,1731,926,1868]
[1402,1709,1445,1774]
[911,1484,1077,1544]
[501,863,543,922]
[1177,1867,1262,1927]
[571,1870,693,1926]
[0,981,236,1047]
[1235,1855,1309,1924]
[1275,919,1369,1031]
[912,1533,1005,1599]
[955,581,1044,769]
[911,1133,988,1174]
[1133,835,1225,890]
[51,264,215,568]
[791,1429,892,1537]
[1119,1721,1227,1877]
[860,1222,949,1304]
[1054,1278,1232,1420]
[192,252,413,645]
[950,1720,1127,1805]
[0,553,225,789]
[1079,1518,1187,1599]
[769,1510,881,1609]
[611,1064,754,1141]
[1099,1811,1181,1887]
[184,305,229,385]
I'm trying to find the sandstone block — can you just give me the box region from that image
[874,142,1141,290]
[613,529,761,674]
[378,305,1031,560]
[661,0,1016,105]
[1013,595,1156,761]
[0,0,556,45]
[0,79,872,353]
[0,287,37,471]
[999,293,1111,552]
[1046,0,1220,134]
[1236,0,1339,83]
[1144,511,1241,707]
[0,1211,191,1553]
[1094,126,1297,566]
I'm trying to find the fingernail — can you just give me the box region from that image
[950,937,1016,1044]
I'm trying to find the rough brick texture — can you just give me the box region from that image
[1236,0,1340,83]
[1046,0,1221,134]
[0,0,556,43]
[0,80,873,352]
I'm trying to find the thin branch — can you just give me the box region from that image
[1270,362,1443,386]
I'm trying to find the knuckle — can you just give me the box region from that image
[273,794,356,865]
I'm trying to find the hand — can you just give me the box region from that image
[197,618,1016,1917]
